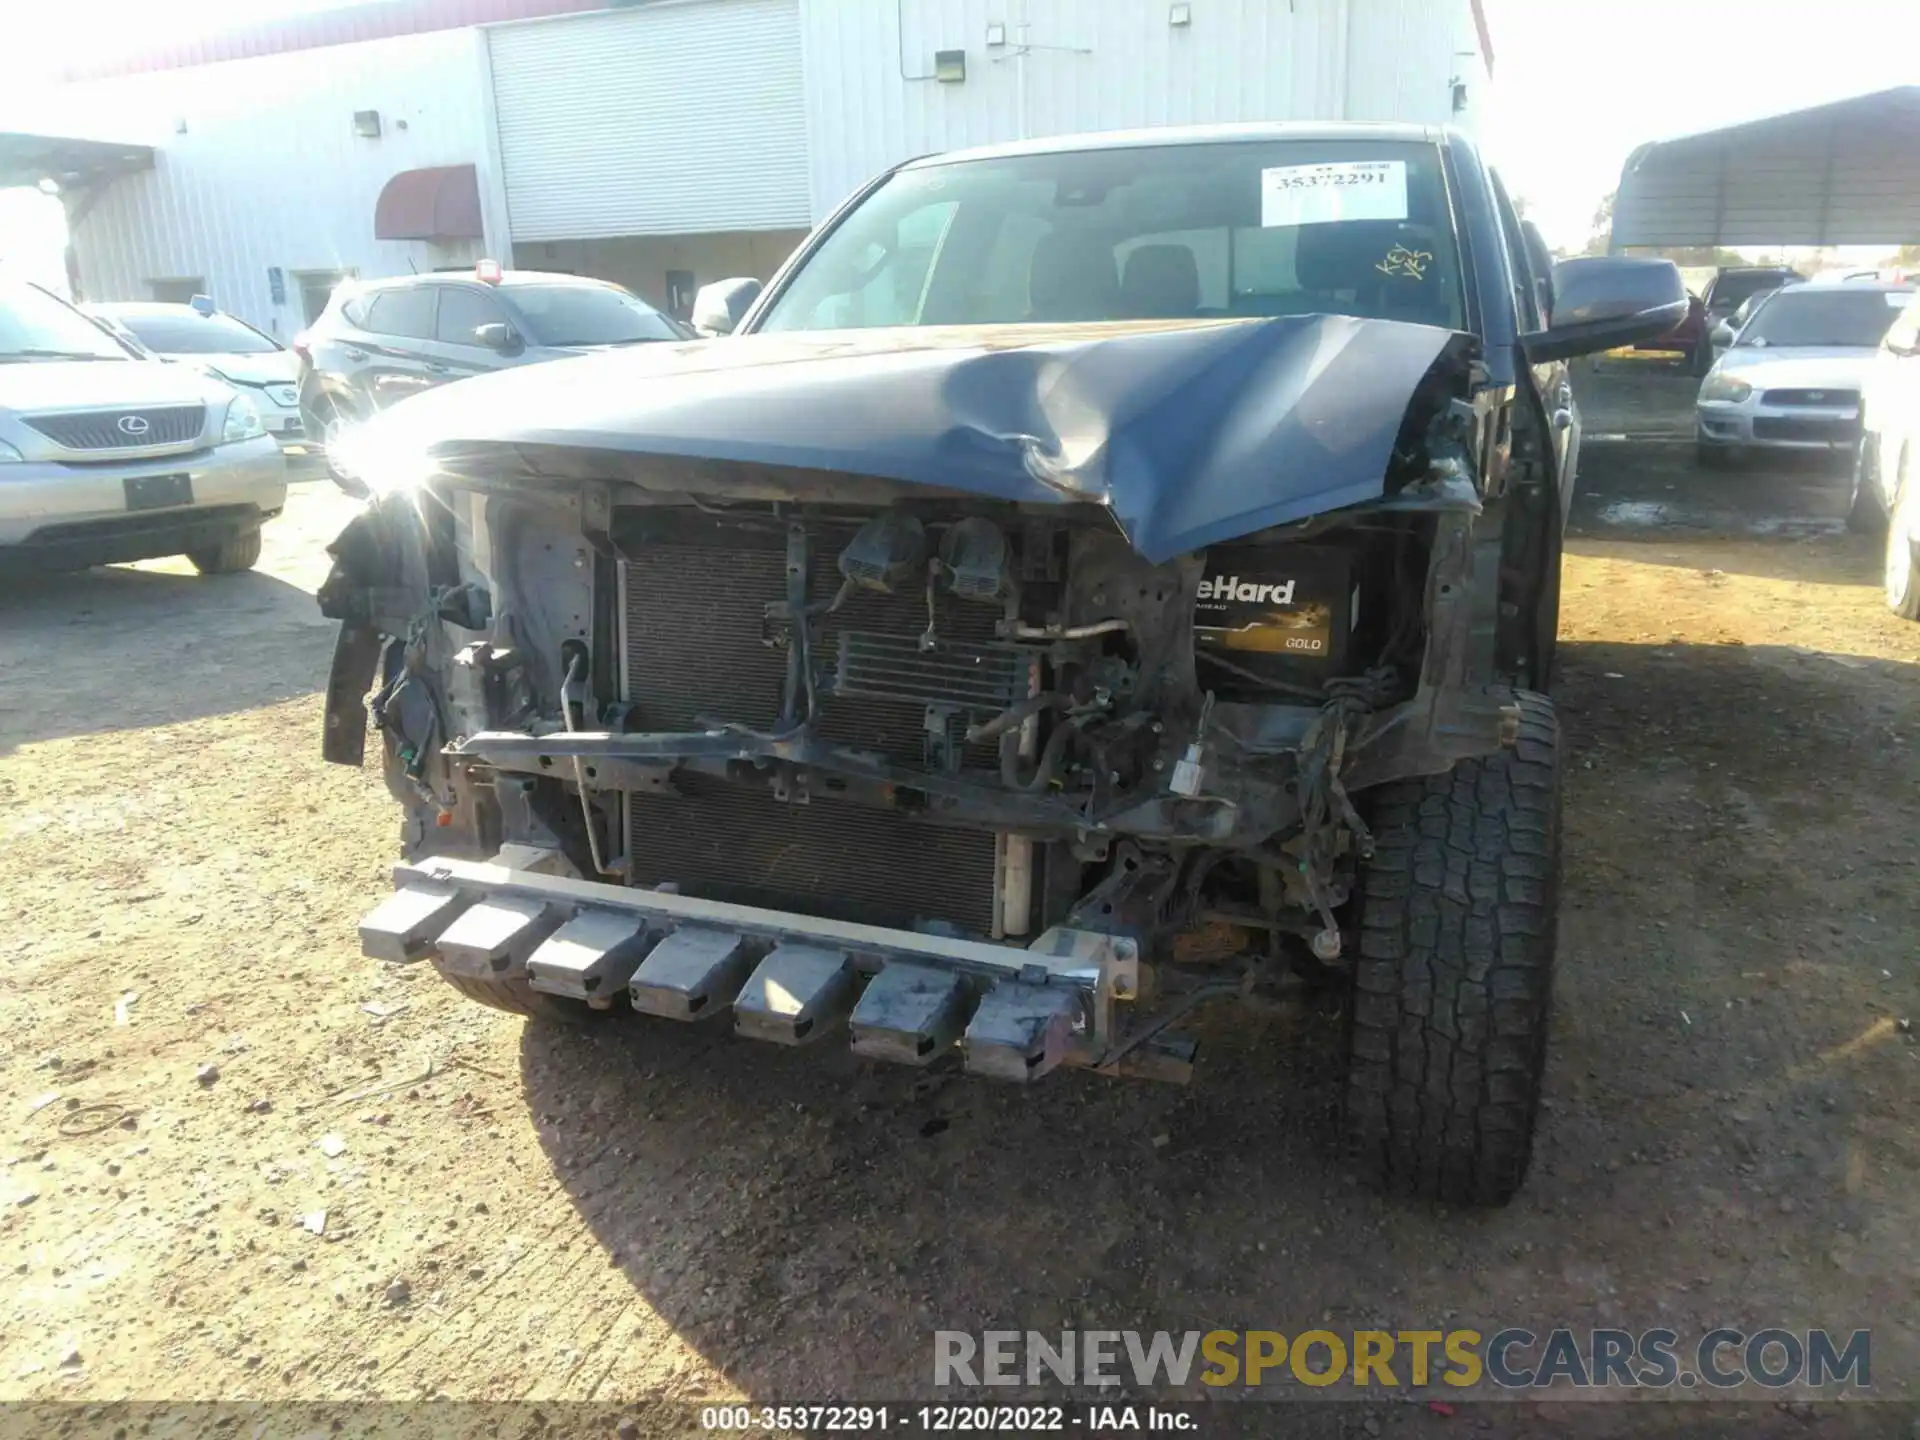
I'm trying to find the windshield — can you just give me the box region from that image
[1735,289,1909,349]
[0,283,129,361]
[111,311,280,355]
[508,285,681,346]
[756,139,1466,333]
[1712,272,1794,310]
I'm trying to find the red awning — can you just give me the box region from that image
[374,163,482,241]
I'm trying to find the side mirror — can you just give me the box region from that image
[473,322,523,354]
[691,277,761,336]
[1710,321,1737,348]
[189,294,217,317]
[1519,257,1688,363]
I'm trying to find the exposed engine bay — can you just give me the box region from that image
[322,377,1531,998]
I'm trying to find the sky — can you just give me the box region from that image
[1,0,1916,279]
[1478,0,1918,251]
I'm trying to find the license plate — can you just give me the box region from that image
[124,473,194,511]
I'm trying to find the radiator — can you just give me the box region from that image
[618,518,1005,935]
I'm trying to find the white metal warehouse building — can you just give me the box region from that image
[20,0,1494,337]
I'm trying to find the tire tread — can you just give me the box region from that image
[1344,691,1560,1206]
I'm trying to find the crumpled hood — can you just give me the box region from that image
[1715,347,1878,392]
[351,315,1467,563]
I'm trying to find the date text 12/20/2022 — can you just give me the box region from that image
[698,1407,1195,1431]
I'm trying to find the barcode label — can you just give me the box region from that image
[1260,160,1409,227]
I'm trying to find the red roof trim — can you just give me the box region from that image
[59,0,607,82]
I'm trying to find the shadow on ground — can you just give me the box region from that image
[512,637,1920,1420]
[0,562,333,753]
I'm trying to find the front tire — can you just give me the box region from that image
[1344,690,1561,1207]
[434,965,609,1026]
[1887,490,1920,623]
[1847,435,1884,534]
[187,527,263,575]
[314,398,371,499]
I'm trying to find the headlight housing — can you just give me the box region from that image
[1699,372,1753,404]
[222,393,267,443]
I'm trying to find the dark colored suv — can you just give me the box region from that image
[295,265,689,489]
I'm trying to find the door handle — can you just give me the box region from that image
[343,347,368,361]
[426,362,450,374]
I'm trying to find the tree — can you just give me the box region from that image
[1582,191,1615,256]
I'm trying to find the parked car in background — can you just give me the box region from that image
[1695,280,1913,469]
[1701,265,1801,328]
[295,265,692,492]
[1636,291,1710,373]
[1853,288,1920,619]
[87,300,305,445]
[1,280,285,574]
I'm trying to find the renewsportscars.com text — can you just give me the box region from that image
[933,1328,1871,1391]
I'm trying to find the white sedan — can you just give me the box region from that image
[1856,288,1920,619]
[1694,281,1912,470]
[87,301,306,445]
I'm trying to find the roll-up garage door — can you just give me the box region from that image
[488,0,810,243]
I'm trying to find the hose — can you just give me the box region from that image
[967,692,1067,745]
[562,654,620,877]
[1001,716,1079,791]
[1004,618,1131,641]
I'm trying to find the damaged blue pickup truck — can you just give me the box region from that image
[319,123,1685,1205]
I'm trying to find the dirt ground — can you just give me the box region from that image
[3,368,1919,1437]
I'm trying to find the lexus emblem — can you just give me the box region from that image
[116,415,151,437]
[1806,392,1825,402]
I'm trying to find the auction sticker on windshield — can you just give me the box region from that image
[1261,160,1408,227]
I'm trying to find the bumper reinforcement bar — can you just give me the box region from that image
[359,855,1194,1083]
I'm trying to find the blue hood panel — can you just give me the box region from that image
[359,315,1466,564]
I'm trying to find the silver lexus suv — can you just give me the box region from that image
[1,280,287,574]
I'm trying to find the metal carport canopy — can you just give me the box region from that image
[0,131,153,191]
[1609,86,1920,249]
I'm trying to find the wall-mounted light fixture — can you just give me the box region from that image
[934,49,967,82]
[1169,3,1192,25]
[352,110,382,138]
[985,21,1006,46]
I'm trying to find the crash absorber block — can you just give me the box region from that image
[849,962,972,1065]
[358,885,470,964]
[627,927,755,1020]
[432,895,563,981]
[526,910,656,1005]
[963,981,1081,1082]
[733,943,856,1046]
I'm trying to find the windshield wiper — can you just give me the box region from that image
[0,349,121,363]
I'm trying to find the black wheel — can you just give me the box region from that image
[434,965,610,1026]
[1344,690,1560,1207]
[314,398,370,498]
[187,527,263,575]
[1887,459,1920,622]
[1847,435,1884,535]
